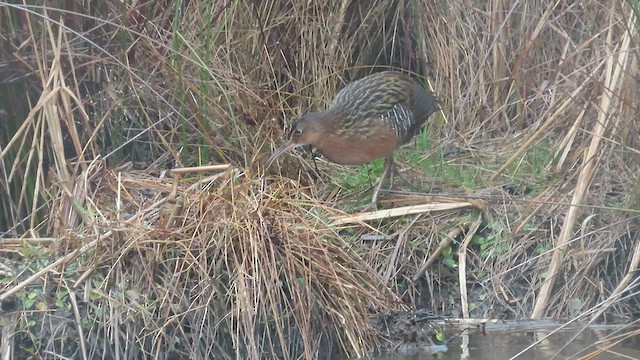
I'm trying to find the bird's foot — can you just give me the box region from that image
[362,197,379,211]
[362,156,395,211]
[364,177,385,211]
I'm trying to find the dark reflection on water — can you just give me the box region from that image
[367,326,640,360]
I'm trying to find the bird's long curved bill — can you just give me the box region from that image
[266,139,296,167]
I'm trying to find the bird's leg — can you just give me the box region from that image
[369,155,395,209]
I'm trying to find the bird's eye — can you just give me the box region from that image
[293,128,303,136]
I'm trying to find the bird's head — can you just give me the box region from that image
[266,113,329,166]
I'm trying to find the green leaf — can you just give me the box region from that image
[442,245,452,257]
[24,299,36,309]
[569,298,582,310]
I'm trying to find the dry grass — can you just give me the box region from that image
[0,0,639,359]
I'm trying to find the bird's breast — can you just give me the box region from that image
[314,124,399,165]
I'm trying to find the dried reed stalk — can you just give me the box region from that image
[531,11,635,319]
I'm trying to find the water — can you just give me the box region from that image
[367,324,640,360]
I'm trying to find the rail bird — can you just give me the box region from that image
[267,71,439,207]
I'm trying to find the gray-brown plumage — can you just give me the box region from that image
[267,71,439,207]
